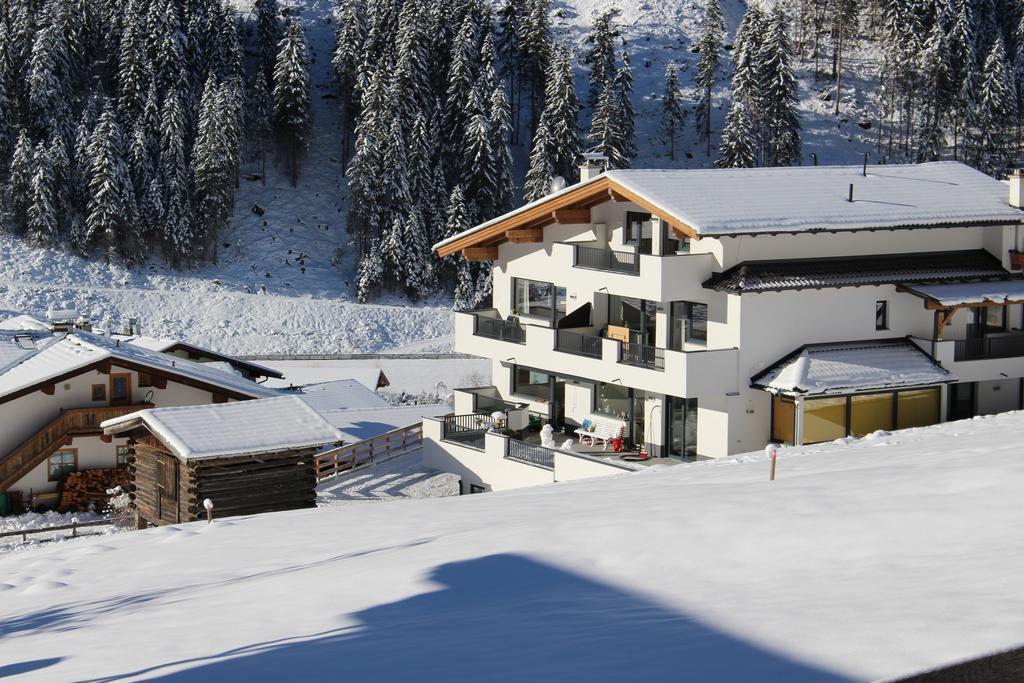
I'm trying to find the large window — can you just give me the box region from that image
[512,366,550,400]
[803,397,847,443]
[800,388,941,444]
[896,388,940,429]
[608,295,656,343]
[626,211,653,255]
[668,396,698,459]
[670,301,708,348]
[771,396,796,444]
[512,278,565,321]
[594,382,630,419]
[48,448,77,481]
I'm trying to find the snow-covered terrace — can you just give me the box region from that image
[899,279,1024,307]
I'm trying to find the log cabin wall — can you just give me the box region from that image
[129,437,317,526]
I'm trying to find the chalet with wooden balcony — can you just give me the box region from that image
[424,160,1024,491]
[0,327,279,512]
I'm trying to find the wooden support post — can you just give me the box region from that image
[766,443,778,481]
[462,246,499,261]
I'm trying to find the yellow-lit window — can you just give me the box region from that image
[850,393,894,437]
[803,397,848,444]
[771,395,796,444]
[897,388,940,429]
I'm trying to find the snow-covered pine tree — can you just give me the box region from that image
[346,66,388,251]
[462,107,496,224]
[355,239,384,303]
[444,184,476,309]
[915,20,952,162]
[520,0,552,134]
[160,87,192,260]
[976,36,1017,175]
[192,78,232,262]
[273,19,312,186]
[48,133,70,234]
[661,62,685,161]
[613,48,636,166]
[695,0,725,158]
[118,3,149,124]
[524,117,556,202]
[394,0,430,131]
[495,0,523,142]
[86,106,136,263]
[948,0,977,159]
[718,101,757,168]
[584,8,619,109]
[27,142,59,246]
[729,4,768,162]
[539,50,581,181]
[254,0,281,85]
[247,73,272,184]
[589,78,627,169]
[28,15,73,142]
[9,129,34,231]
[760,7,802,166]
[445,13,481,162]
[489,86,515,216]
[380,115,413,288]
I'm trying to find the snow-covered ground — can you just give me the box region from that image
[0,511,121,555]
[3,412,1024,681]
[0,0,884,355]
[262,356,491,398]
[317,451,460,504]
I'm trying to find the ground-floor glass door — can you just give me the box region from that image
[947,382,975,421]
[666,396,698,459]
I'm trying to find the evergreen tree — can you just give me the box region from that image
[118,3,149,124]
[28,17,72,141]
[273,19,312,186]
[915,21,952,162]
[9,130,34,230]
[695,0,725,158]
[661,62,685,160]
[718,100,757,167]
[613,48,636,165]
[589,78,627,168]
[445,185,476,309]
[976,36,1017,174]
[489,86,515,216]
[584,8,619,108]
[538,50,581,182]
[193,78,233,262]
[254,0,281,85]
[86,107,136,263]
[524,117,556,201]
[27,143,58,246]
[247,73,272,184]
[445,14,481,159]
[520,0,552,134]
[760,7,802,166]
[160,87,192,259]
[355,240,384,303]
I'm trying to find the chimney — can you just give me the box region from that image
[579,152,608,183]
[1010,169,1024,208]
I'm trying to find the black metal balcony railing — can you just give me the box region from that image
[506,439,555,469]
[555,330,603,358]
[473,314,526,343]
[442,413,491,450]
[619,341,665,370]
[954,334,1024,361]
[573,245,639,274]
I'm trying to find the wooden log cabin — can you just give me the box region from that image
[102,396,344,527]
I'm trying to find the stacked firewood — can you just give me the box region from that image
[58,468,130,513]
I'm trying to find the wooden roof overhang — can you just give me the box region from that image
[435,176,701,260]
[896,283,1024,339]
[0,357,268,407]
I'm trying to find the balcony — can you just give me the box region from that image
[572,244,639,275]
[469,309,526,344]
[554,329,603,358]
[619,341,665,371]
[954,333,1024,361]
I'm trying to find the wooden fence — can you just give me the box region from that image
[314,422,423,481]
[0,518,115,544]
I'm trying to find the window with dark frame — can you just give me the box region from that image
[469,484,486,494]
[116,445,131,467]
[138,372,153,388]
[91,384,106,401]
[48,448,77,481]
[671,301,708,347]
[875,301,888,331]
[512,277,566,322]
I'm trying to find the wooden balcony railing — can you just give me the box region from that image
[0,403,153,492]
[314,422,422,481]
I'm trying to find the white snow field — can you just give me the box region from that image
[3,412,1024,681]
[0,0,882,355]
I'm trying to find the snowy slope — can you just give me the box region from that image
[3,413,1024,681]
[0,0,883,354]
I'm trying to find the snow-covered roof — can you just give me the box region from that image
[290,379,388,412]
[0,330,280,403]
[102,396,344,461]
[752,339,955,396]
[319,404,451,443]
[0,314,52,331]
[434,162,1022,250]
[900,279,1024,306]
[125,336,284,379]
[0,331,58,375]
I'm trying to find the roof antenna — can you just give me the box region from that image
[811,152,818,166]
[862,152,868,177]
[847,183,854,202]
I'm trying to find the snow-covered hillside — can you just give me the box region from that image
[0,0,881,353]
[3,413,1024,681]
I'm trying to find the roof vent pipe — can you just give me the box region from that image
[1009,168,1024,209]
[810,152,818,166]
